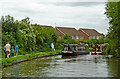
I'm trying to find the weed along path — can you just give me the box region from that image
[2,54,120,77]
[1,50,61,68]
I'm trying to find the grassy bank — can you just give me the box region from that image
[1,50,61,68]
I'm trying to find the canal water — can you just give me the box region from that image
[2,54,120,77]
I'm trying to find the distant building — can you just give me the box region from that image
[56,27,84,40]
[78,28,103,39]
[33,24,103,40]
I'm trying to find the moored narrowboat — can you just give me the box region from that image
[62,43,89,57]
[91,43,108,55]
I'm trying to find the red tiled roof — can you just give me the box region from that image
[56,27,83,36]
[79,28,102,36]
[56,29,63,36]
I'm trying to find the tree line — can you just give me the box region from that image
[104,1,120,57]
[1,15,76,57]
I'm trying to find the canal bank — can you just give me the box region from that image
[1,46,98,68]
[1,50,61,68]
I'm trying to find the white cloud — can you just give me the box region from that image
[0,1,109,34]
[0,0,119,2]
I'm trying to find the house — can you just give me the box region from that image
[56,27,84,40]
[78,28,103,39]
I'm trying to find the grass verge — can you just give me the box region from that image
[1,50,61,68]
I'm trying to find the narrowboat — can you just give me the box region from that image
[62,43,89,57]
[91,43,108,55]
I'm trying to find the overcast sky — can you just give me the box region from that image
[0,0,110,34]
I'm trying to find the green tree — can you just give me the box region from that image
[62,34,75,44]
[1,15,59,57]
[104,1,120,57]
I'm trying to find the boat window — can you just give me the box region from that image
[78,47,85,51]
[69,45,88,52]
[63,46,72,51]
[64,47,68,51]
[78,47,82,51]
[71,46,76,51]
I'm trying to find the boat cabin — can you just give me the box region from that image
[62,44,89,56]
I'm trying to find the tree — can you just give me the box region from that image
[1,15,59,56]
[62,34,75,44]
[104,1,120,57]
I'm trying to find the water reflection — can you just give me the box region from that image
[2,55,119,77]
[106,57,120,77]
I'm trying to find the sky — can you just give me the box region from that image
[0,0,111,35]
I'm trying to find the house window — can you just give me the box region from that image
[76,36,79,39]
[90,36,92,39]
[93,36,95,39]
[72,36,74,39]
[97,36,99,39]
[80,36,82,39]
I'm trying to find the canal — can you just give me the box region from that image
[2,54,120,77]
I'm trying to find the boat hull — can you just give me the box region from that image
[62,51,89,57]
[91,52,102,55]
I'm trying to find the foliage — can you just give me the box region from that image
[61,34,75,44]
[74,38,107,47]
[55,34,75,50]
[104,1,120,57]
[1,15,58,58]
